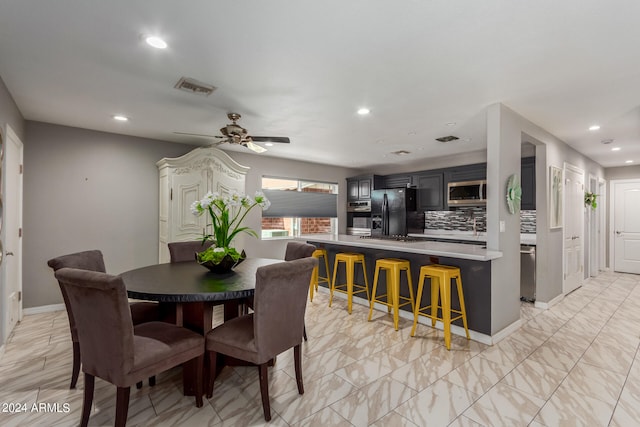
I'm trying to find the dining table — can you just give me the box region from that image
[120,257,281,395]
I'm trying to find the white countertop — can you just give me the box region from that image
[410,230,537,246]
[299,234,503,262]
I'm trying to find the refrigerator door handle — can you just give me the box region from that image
[382,193,389,235]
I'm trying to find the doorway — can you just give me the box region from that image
[611,179,640,274]
[1,125,23,341]
[563,163,584,294]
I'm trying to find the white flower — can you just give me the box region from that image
[190,200,203,215]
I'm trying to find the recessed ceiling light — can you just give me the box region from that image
[611,147,621,151]
[462,137,472,142]
[446,122,456,127]
[625,160,634,164]
[357,108,370,115]
[589,125,600,131]
[408,131,416,136]
[376,139,384,144]
[145,36,167,49]
[265,142,274,147]
[113,115,129,121]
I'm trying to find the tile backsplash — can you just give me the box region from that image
[424,208,536,234]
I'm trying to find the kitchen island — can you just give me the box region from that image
[299,234,503,337]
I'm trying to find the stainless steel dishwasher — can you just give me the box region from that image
[520,245,536,302]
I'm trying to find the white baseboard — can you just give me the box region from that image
[534,293,563,310]
[23,303,65,316]
[489,318,523,345]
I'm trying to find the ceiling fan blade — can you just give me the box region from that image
[243,140,267,153]
[173,131,224,139]
[249,136,290,144]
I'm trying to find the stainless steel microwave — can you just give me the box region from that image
[447,180,487,206]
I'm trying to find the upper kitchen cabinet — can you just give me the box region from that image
[446,163,487,182]
[521,157,536,210]
[416,172,444,211]
[347,174,384,200]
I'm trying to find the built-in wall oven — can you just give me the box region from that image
[347,200,372,235]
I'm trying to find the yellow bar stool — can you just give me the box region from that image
[411,264,470,350]
[368,258,415,330]
[309,248,331,302]
[330,252,369,314]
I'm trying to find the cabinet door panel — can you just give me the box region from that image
[347,179,359,200]
[417,173,443,210]
[358,179,372,199]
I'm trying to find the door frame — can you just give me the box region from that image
[1,124,23,342]
[609,178,640,273]
[562,162,585,294]
[598,178,606,271]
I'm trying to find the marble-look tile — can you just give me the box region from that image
[271,373,356,425]
[282,348,356,384]
[610,381,640,427]
[302,332,352,357]
[292,407,353,427]
[534,381,616,427]
[215,405,289,426]
[338,331,401,361]
[500,358,567,400]
[0,390,39,427]
[580,338,635,375]
[526,335,584,373]
[444,355,513,395]
[386,333,440,364]
[394,378,479,427]
[463,382,545,427]
[335,350,405,388]
[134,404,221,427]
[390,346,471,392]
[369,410,418,427]
[148,382,201,416]
[329,376,415,427]
[447,415,486,427]
[561,361,626,405]
[207,367,261,420]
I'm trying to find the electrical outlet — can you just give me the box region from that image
[500,220,506,232]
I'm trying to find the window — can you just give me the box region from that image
[261,177,338,238]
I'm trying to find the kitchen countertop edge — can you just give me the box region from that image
[298,234,503,261]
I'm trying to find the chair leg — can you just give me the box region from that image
[303,324,308,341]
[70,341,80,389]
[191,355,204,407]
[294,344,304,395]
[81,373,94,427]
[207,351,217,398]
[136,381,143,389]
[258,363,271,422]
[149,376,156,387]
[115,387,130,427]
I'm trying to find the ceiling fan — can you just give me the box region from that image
[174,112,290,153]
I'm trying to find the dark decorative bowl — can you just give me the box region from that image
[197,250,246,274]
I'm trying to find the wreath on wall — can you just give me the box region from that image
[584,191,598,209]
[506,174,522,214]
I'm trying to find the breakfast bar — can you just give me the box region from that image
[299,234,502,336]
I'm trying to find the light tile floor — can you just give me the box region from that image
[1,270,639,426]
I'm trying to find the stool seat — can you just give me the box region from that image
[330,252,369,314]
[368,258,414,330]
[411,264,469,350]
[310,248,331,302]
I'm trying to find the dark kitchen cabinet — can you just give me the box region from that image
[446,163,487,182]
[416,173,444,211]
[346,174,384,200]
[521,157,536,210]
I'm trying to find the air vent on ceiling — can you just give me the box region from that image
[174,77,216,96]
[601,139,614,145]
[435,135,460,143]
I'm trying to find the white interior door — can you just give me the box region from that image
[563,164,584,294]
[613,180,640,274]
[2,126,23,339]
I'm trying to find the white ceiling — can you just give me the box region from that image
[1,0,639,169]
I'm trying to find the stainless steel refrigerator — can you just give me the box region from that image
[371,188,424,236]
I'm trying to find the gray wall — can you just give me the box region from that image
[24,121,196,308]
[0,75,25,345]
[24,121,358,309]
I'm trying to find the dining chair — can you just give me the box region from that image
[168,240,214,263]
[54,267,205,427]
[284,241,317,341]
[206,257,317,421]
[47,250,160,389]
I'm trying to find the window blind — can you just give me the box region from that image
[262,189,337,218]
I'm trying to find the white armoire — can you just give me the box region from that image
[157,147,249,262]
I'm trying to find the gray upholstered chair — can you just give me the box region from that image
[206,257,317,421]
[168,240,214,263]
[47,250,160,389]
[54,267,205,427]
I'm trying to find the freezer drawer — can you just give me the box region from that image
[520,245,536,302]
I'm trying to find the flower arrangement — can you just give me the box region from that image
[190,191,270,266]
